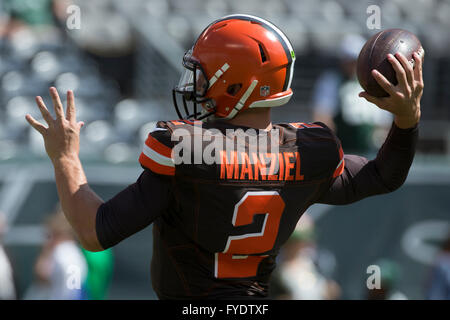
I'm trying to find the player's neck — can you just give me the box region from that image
[225,107,272,130]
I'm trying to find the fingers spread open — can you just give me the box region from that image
[35,96,54,125]
[372,69,395,96]
[387,54,408,91]
[395,52,414,88]
[25,114,47,135]
[49,87,65,120]
[66,90,76,123]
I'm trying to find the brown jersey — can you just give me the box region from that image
[96,119,418,299]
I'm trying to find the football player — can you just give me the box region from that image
[26,15,424,299]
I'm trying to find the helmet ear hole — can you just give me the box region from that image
[226,83,242,96]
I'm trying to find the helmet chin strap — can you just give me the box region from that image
[193,101,215,121]
[182,99,216,120]
[197,109,216,121]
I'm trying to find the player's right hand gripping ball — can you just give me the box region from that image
[357,28,423,97]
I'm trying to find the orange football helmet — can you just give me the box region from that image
[172,14,296,120]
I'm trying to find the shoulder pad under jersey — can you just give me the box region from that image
[139,121,176,176]
[282,121,345,178]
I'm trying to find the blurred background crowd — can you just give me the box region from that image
[0,0,449,300]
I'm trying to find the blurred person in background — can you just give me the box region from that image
[426,232,450,300]
[25,209,87,300]
[0,212,16,300]
[0,0,68,38]
[81,247,114,300]
[366,258,407,300]
[271,214,340,300]
[311,34,392,154]
[69,0,137,97]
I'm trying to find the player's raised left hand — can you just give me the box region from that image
[25,87,84,163]
[359,48,425,129]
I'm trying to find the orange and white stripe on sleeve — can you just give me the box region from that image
[139,131,175,176]
[332,145,345,178]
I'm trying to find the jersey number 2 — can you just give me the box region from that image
[214,191,285,279]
